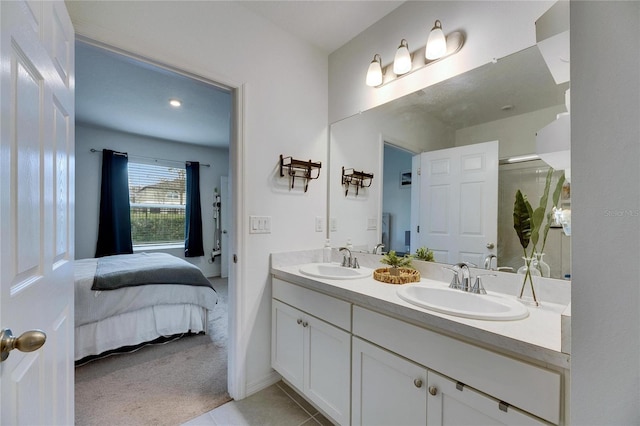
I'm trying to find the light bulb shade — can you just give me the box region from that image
[426,20,447,60]
[366,54,383,87]
[393,39,412,75]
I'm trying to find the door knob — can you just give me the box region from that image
[1,328,46,362]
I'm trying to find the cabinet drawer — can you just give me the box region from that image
[353,306,561,424]
[273,278,351,331]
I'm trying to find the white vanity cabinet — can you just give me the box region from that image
[271,278,351,425]
[353,306,561,425]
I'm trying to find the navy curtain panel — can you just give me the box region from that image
[185,161,204,257]
[95,149,133,257]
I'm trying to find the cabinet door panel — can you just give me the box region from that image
[352,337,427,426]
[427,371,548,425]
[305,315,351,425]
[272,300,305,389]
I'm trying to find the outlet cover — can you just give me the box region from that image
[330,218,338,232]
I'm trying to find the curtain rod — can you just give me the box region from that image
[89,148,211,167]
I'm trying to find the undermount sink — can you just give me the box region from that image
[397,285,529,321]
[299,263,372,280]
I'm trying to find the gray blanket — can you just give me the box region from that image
[92,252,213,291]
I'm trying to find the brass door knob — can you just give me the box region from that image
[428,386,438,396]
[414,378,423,388]
[1,328,46,362]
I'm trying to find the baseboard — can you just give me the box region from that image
[245,370,282,398]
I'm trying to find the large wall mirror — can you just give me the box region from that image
[329,45,571,279]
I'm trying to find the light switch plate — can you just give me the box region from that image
[249,215,271,234]
[315,216,324,232]
[367,217,377,230]
[330,218,338,232]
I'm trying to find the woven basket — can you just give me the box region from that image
[373,267,420,285]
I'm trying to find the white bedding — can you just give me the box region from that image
[74,256,218,360]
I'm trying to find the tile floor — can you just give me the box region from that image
[183,381,334,426]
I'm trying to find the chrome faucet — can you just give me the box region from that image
[444,262,482,292]
[339,247,359,268]
[484,254,497,270]
[373,243,385,254]
[456,262,472,292]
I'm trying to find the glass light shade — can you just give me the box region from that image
[393,39,412,75]
[366,55,383,87]
[425,20,447,60]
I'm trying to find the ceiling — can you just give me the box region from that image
[75,1,404,148]
[75,1,566,148]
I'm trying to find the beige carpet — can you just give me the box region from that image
[75,277,231,426]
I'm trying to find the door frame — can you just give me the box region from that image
[73,36,246,399]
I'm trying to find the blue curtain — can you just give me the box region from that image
[185,161,204,257]
[95,149,133,257]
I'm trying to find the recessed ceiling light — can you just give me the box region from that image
[169,99,182,107]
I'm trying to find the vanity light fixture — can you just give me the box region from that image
[393,39,412,75]
[365,54,384,87]
[169,99,182,107]
[366,20,464,88]
[425,20,447,60]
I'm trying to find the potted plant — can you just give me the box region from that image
[513,168,565,305]
[414,247,434,262]
[380,250,414,276]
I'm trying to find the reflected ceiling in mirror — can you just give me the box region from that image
[375,46,569,130]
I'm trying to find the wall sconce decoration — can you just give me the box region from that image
[365,19,464,88]
[280,155,321,192]
[342,167,374,197]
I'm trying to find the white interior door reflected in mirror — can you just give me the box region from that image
[411,141,498,266]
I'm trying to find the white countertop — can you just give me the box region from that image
[271,262,571,370]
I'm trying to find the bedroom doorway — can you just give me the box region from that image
[74,38,241,419]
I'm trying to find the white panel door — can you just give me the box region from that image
[0,1,75,424]
[415,141,498,266]
[352,337,427,426]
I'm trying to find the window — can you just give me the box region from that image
[128,162,186,246]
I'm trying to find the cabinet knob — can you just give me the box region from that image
[302,321,308,327]
[428,386,438,396]
[297,319,302,325]
[413,378,423,388]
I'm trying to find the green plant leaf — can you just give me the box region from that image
[380,250,414,269]
[552,172,566,208]
[539,168,553,210]
[513,190,531,249]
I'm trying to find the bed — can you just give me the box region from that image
[74,252,218,361]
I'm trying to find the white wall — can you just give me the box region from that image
[571,2,640,423]
[75,124,228,277]
[67,1,328,397]
[328,1,555,122]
